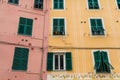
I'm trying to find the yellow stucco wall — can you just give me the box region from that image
[48,0,120,79]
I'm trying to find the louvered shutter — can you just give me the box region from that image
[47,52,53,71]
[66,52,72,71]
[93,51,101,70]
[12,47,29,71]
[101,51,114,69]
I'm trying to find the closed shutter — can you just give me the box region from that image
[66,52,72,71]
[101,51,114,69]
[12,47,29,71]
[34,0,43,9]
[93,51,101,70]
[18,17,33,36]
[47,52,53,71]
[59,0,64,9]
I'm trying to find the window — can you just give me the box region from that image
[88,0,100,9]
[90,18,105,36]
[53,18,65,36]
[34,0,43,9]
[47,52,72,71]
[18,17,33,36]
[53,0,64,9]
[12,47,29,71]
[116,0,120,9]
[8,0,19,4]
[93,51,114,73]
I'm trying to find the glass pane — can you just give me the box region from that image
[60,55,64,69]
[55,55,59,69]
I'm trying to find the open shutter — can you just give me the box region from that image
[66,52,72,71]
[93,51,101,70]
[47,52,53,71]
[101,51,114,69]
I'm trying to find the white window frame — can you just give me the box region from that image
[91,50,112,74]
[86,0,101,10]
[88,17,106,37]
[53,52,66,71]
[115,0,120,10]
[51,17,66,37]
[52,0,65,10]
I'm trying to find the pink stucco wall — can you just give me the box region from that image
[0,0,49,80]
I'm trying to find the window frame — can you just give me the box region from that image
[34,0,44,10]
[52,0,65,10]
[52,17,66,37]
[88,17,106,37]
[116,0,120,10]
[92,50,112,74]
[53,53,66,71]
[87,0,101,10]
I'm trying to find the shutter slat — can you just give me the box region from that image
[101,51,114,69]
[12,47,29,71]
[66,52,72,71]
[93,51,101,69]
[47,52,53,71]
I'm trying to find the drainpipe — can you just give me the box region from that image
[40,0,48,80]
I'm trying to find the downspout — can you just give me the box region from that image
[40,0,48,80]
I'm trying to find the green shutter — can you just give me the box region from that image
[12,47,29,71]
[54,0,64,9]
[93,51,101,69]
[34,0,43,9]
[18,17,33,36]
[101,51,114,69]
[66,52,72,71]
[47,52,53,71]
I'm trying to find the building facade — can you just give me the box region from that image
[47,0,120,80]
[0,0,49,80]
